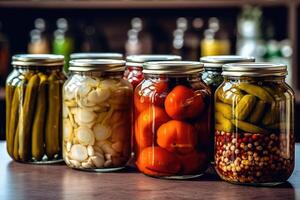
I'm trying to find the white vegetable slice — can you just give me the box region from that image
[74,109,97,124]
[70,144,88,162]
[63,104,70,118]
[76,126,95,146]
[93,124,111,141]
[91,155,105,168]
[76,85,91,97]
[87,145,95,156]
[63,119,73,142]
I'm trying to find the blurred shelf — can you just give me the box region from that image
[0,0,292,9]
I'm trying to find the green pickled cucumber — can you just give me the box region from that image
[217,87,243,105]
[13,125,20,160]
[237,83,274,102]
[248,100,266,124]
[262,102,278,126]
[18,74,40,162]
[31,73,48,161]
[45,73,61,159]
[5,84,15,157]
[234,94,256,120]
[215,102,232,119]
[231,119,268,134]
[8,86,21,158]
[215,112,232,132]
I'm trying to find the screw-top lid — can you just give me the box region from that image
[12,54,64,67]
[222,62,287,77]
[70,53,123,60]
[200,55,255,70]
[69,59,126,72]
[143,61,204,75]
[126,54,181,67]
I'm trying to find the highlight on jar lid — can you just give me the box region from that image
[12,54,64,67]
[70,53,123,60]
[143,61,204,74]
[126,54,182,67]
[68,59,126,72]
[222,62,288,77]
[200,55,255,70]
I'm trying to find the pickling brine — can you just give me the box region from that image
[63,59,132,171]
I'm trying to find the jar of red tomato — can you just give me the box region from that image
[124,55,181,88]
[134,61,211,179]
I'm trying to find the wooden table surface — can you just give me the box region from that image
[0,141,299,200]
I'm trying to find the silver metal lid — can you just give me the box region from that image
[12,54,64,67]
[126,54,181,67]
[222,62,287,77]
[200,55,255,70]
[70,53,123,60]
[69,59,126,72]
[143,61,204,74]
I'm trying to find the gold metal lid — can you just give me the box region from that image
[200,55,255,70]
[222,62,287,77]
[126,54,181,67]
[69,59,126,72]
[12,54,64,67]
[70,53,123,60]
[143,61,204,74]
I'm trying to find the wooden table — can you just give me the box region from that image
[0,141,299,200]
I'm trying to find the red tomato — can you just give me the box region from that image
[164,85,205,120]
[178,151,207,174]
[157,120,197,154]
[136,147,181,176]
[135,106,170,150]
[134,80,168,113]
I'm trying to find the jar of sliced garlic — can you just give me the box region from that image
[63,59,133,171]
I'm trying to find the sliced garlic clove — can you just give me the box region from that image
[87,145,95,157]
[101,142,118,156]
[66,142,72,152]
[64,88,76,100]
[70,144,88,162]
[93,145,104,155]
[81,161,93,169]
[76,85,91,97]
[77,97,96,107]
[91,155,105,168]
[63,119,73,142]
[85,77,99,88]
[104,160,113,168]
[63,104,70,118]
[74,108,97,124]
[93,124,111,141]
[76,126,95,146]
[69,159,81,168]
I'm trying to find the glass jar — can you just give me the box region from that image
[124,55,181,88]
[70,53,123,60]
[63,59,133,171]
[134,61,211,179]
[200,55,255,163]
[6,54,66,163]
[214,63,295,185]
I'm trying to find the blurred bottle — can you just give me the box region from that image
[201,17,231,56]
[125,18,152,55]
[81,25,109,52]
[53,18,74,72]
[28,18,51,54]
[0,21,9,86]
[236,6,266,60]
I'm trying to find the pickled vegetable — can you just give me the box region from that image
[234,94,256,120]
[237,83,274,102]
[248,100,266,124]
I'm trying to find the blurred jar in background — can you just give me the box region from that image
[0,21,9,85]
[81,25,109,52]
[201,17,231,56]
[53,18,75,72]
[70,53,123,60]
[28,18,51,54]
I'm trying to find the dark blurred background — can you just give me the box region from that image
[0,0,299,141]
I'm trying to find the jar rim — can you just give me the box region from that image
[222,62,287,77]
[126,54,181,64]
[12,54,64,67]
[200,55,255,69]
[70,53,123,60]
[143,61,204,74]
[69,59,126,72]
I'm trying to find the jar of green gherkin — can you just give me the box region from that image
[6,54,66,164]
[200,55,255,163]
[215,63,295,186]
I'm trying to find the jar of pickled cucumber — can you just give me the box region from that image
[6,54,66,163]
[200,55,255,163]
[63,59,133,171]
[134,61,211,179]
[70,53,123,60]
[214,63,295,185]
[124,55,181,88]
